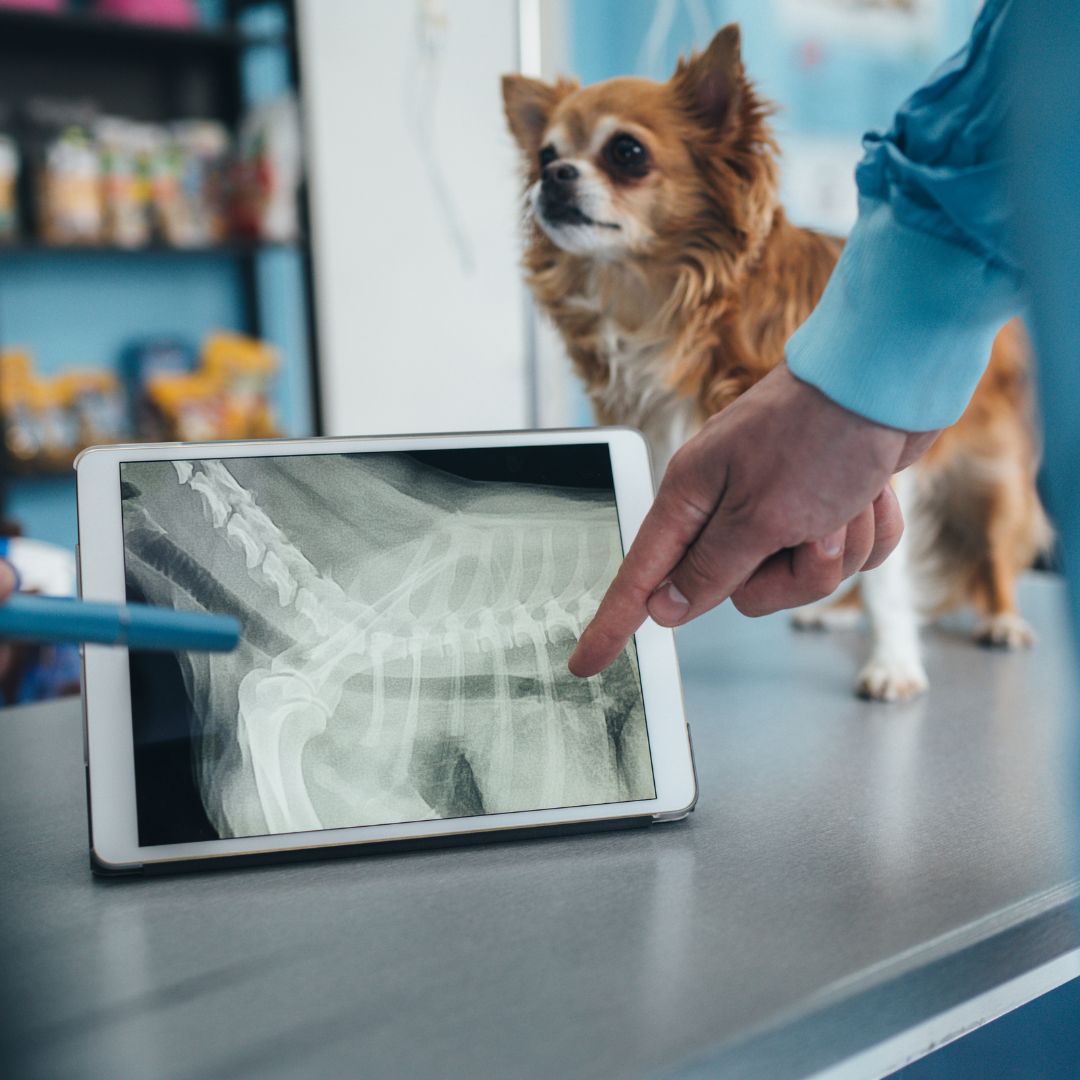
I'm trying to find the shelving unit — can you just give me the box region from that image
[2,239,300,256]
[0,0,321,547]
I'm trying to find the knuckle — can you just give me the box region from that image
[813,565,844,600]
[666,442,694,477]
[682,542,725,591]
[662,444,698,490]
[754,504,798,546]
[661,455,704,511]
[731,592,768,618]
[798,556,842,604]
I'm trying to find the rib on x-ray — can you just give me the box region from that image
[121,451,655,840]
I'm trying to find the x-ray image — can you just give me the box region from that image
[121,445,655,846]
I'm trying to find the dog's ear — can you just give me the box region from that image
[672,24,744,128]
[501,75,577,153]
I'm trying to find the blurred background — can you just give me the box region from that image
[0,0,980,701]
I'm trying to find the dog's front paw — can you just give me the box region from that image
[792,602,861,632]
[973,613,1036,650]
[855,656,929,703]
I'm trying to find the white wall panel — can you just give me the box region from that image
[299,0,530,435]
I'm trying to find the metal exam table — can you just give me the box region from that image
[2,575,1078,1079]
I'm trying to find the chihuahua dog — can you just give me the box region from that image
[502,25,1049,702]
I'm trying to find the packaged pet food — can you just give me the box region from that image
[27,381,80,467]
[159,120,230,247]
[146,373,226,442]
[0,131,18,243]
[2,350,131,467]
[96,117,153,248]
[1,351,40,463]
[0,1,64,12]
[122,336,197,439]
[202,332,279,438]
[233,95,301,242]
[93,0,198,28]
[41,128,103,245]
[57,370,128,447]
[27,98,104,246]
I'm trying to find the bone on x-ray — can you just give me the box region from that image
[121,451,655,841]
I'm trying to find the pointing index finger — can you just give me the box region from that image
[568,478,713,677]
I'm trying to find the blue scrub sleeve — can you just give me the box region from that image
[785,0,1024,433]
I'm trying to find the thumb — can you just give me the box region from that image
[647,503,772,626]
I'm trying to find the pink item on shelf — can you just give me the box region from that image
[0,0,65,12]
[93,0,199,28]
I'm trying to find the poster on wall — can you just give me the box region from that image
[774,0,945,49]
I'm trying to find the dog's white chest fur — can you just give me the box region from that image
[591,318,699,480]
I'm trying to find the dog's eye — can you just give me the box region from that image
[539,145,557,169]
[605,134,648,172]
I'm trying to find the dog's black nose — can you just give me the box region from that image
[542,162,579,194]
[547,162,579,182]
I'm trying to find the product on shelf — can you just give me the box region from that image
[0,130,17,242]
[233,95,302,243]
[22,97,238,249]
[95,115,232,248]
[15,90,306,249]
[57,370,128,447]
[146,332,279,441]
[0,1,64,12]
[41,127,104,245]
[159,120,230,247]
[0,349,132,470]
[202,332,279,437]
[96,117,155,248]
[26,98,104,246]
[123,336,196,438]
[1,373,79,469]
[92,0,199,28]
[146,372,225,442]
[0,332,281,464]
[1,350,41,462]
[30,379,81,465]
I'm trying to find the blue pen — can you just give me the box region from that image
[0,595,241,652]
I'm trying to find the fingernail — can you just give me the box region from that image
[647,580,690,625]
[820,529,845,559]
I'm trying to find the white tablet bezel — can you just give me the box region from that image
[77,428,696,871]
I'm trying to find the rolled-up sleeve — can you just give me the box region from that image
[785,0,1024,432]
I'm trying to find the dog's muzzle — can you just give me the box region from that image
[539,163,586,225]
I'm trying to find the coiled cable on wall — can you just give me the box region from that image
[405,0,476,276]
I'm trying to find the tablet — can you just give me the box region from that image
[77,429,696,874]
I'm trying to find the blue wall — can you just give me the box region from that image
[566,0,978,129]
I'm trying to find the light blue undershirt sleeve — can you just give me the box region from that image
[785,0,1025,433]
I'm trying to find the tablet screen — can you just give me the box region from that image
[120,444,655,846]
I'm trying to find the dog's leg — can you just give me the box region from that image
[855,471,929,702]
[972,484,1037,649]
[792,582,862,631]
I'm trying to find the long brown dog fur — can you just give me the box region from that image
[503,25,1049,648]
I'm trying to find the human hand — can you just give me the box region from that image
[569,364,937,677]
[0,560,15,604]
